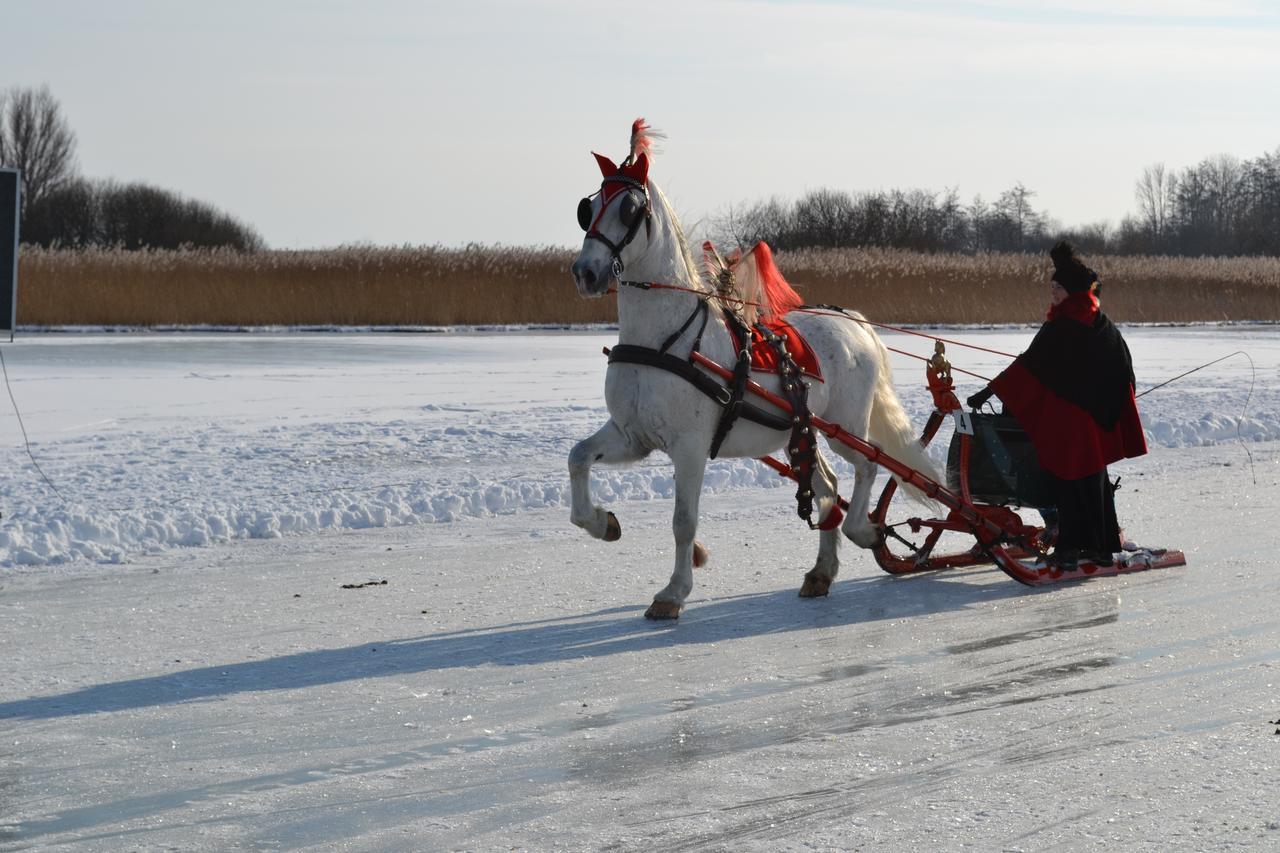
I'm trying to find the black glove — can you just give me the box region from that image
[966,387,994,410]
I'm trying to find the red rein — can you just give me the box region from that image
[607,282,1006,379]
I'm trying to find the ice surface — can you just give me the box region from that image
[1,326,1278,850]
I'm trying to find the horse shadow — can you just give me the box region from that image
[0,568,1066,722]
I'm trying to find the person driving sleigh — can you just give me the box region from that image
[966,241,1147,568]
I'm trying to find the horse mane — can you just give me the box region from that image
[647,175,708,295]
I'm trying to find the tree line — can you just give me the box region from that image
[1,86,263,251]
[713,148,1280,258]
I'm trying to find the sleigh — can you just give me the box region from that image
[572,119,1184,620]
[691,344,1187,587]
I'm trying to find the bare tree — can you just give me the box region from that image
[795,189,858,247]
[1134,163,1175,248]
[967,195,990,252]
[993,182,1045,250]
[0,86,79,213]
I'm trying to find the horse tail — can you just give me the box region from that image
[860,312,943,503]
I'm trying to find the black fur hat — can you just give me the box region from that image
[1049,240,1099,294]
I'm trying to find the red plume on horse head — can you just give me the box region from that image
[592,118,664,185]
[628,118,662,163]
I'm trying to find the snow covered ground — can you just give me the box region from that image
[1,326,1277,568]
[1,325,1278,850]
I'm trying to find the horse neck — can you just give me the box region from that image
[616,194,714,351]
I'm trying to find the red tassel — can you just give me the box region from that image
[818,505,845,531]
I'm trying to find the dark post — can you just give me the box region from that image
[0,168,18,341]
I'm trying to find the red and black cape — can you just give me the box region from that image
[989,293,1147,480]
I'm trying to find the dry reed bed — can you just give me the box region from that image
[781,248,1280,325]
[16,244,1280,327]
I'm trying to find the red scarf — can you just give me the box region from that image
[1046,290,1100,325]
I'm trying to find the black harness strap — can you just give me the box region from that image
[809,302,849,315]
[757,324,819,527]
[708,309,754,458]
[607,345,791,431]
[608,295,788,457]
[659,298,709,356]
[603,283,834,527]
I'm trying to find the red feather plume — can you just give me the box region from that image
[628,118,664,164]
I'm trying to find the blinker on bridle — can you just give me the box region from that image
[577,172,651,279]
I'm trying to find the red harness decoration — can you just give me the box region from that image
[727,318,825,383]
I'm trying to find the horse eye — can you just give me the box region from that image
[619,191,644,227]
[577,197,593,231]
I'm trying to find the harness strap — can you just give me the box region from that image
[606,345,792,433]
[659,299,709,355]
[757,324,819,527]
[708,309,754,458]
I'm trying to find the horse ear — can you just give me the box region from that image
[623,152,649,184]
[592,152,619,177]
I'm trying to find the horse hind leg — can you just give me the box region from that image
[568,420,648,541]
[799,449,842,598]
[831,446,881,549]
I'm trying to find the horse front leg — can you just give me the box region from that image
[645,443,708,620]
[568,419,648,541]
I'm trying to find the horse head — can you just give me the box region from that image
[570,119,660,297]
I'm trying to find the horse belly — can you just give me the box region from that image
[711,418,789,459]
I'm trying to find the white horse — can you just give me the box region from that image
[568,120,937,619]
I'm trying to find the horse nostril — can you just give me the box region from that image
[580,267,596,288]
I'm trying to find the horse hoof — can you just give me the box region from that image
[799,572,832,598]
[603,512,621,542]
[693,540,709,568]
[645,600,682,620]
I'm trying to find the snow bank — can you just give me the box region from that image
[0,459,787,567]
[2,404,1274,568]
[1146,410,1280,446]
[2,328,1276,568]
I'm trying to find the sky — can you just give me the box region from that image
[4,0,1278,249]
